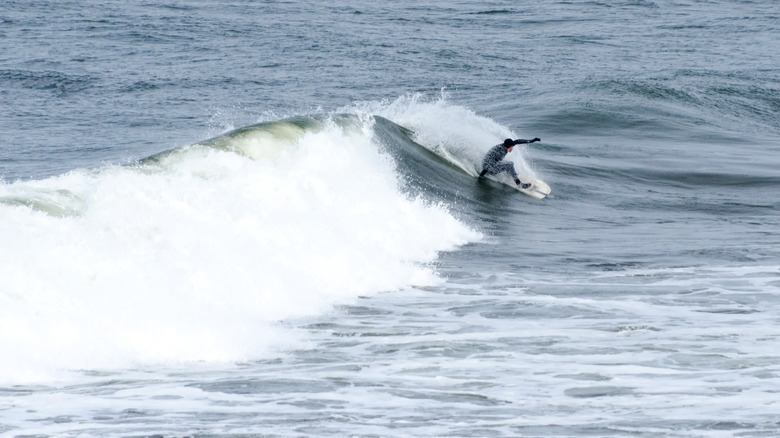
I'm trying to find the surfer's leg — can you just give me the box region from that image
[497,162,518,179]
[498,162,530,189]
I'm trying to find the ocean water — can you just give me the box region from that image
[1,0,779,437]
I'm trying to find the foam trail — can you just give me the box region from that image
[0,116,481,383]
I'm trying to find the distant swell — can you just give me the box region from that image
[536,71,780,137]
[0,69,95,94]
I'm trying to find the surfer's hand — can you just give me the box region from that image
[531,137,541,143]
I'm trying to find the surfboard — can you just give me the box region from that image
[514,176,551,199]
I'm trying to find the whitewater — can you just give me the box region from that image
[1,105,486,382]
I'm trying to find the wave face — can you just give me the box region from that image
[0,99,491,382]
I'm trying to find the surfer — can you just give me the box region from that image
[479,138,541,189]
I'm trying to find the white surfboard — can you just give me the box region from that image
[513,176,551,199]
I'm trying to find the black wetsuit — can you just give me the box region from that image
[480,143,518,179]
[479,138,540,187]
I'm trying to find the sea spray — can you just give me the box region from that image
[350,93,539,178]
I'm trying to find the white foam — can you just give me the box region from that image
[0,117,481,383]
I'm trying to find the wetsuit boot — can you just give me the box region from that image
[515,178,531,189]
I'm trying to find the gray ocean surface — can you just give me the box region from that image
[2,1,780,437]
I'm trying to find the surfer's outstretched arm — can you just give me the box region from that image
[512,137,541,145]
